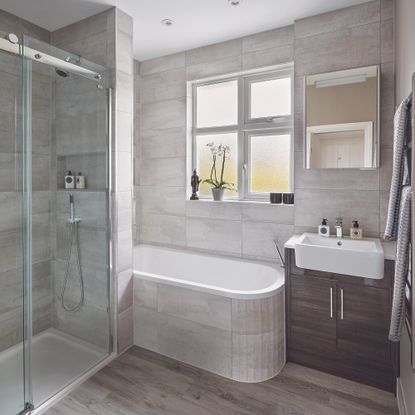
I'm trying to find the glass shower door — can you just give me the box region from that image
[0,31,29,415]
[22,34,111,410]
[0,30,111,414]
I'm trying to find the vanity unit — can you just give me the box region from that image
[284,235,398,392]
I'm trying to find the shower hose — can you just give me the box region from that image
[60,220,85,312]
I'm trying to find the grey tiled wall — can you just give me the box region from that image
[51,11,115,349]
[135,0,394,261]
[51,8,135,353]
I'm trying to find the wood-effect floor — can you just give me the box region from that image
[44,346,399,415]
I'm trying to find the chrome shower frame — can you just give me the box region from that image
[0,34,103,81]
[0,32,117,414]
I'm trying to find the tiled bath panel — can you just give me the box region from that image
[133,278,285,383]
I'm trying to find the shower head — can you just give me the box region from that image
[55,68,69,78]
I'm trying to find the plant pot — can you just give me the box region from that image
[212,188,225,201]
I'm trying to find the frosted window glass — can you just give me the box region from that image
[250,78,291,119]
[196,81,238,128]
[196,133,238,198]
[250,134,291,193]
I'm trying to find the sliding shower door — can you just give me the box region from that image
[1,31,112,414]
[21,34,112,410]
[0,31,27,415]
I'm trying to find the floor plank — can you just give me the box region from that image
[44,346,399,415]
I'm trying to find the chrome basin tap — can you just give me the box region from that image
[335,217,343,238]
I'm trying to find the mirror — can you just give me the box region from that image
[305,66,379,169]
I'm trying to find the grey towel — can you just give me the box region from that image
[384,96,412,240]
[389,185,411,342]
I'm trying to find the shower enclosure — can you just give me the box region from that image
[0,32,112,414]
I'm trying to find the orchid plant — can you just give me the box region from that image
[203,142,236,190]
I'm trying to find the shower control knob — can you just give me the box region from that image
[7,33,18,44]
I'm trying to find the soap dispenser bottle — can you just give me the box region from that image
[318,218,330,237]
[350,220,363,240]
[65,170,75,189]
[76,172,86,189]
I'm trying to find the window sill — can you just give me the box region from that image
[186,198,294,206]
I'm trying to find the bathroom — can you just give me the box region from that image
[0,0,413,414]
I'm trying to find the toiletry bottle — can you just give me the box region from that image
[318,218,330,237]
[65,170,75,189]
[350,220,363,240]
[76,172,86,189]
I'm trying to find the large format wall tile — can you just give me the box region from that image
[133,279,157,310]
[243,44,294,71]
[139,157,185,187]
[158,313,232,378]
[140,127,186,159]
[241,204,294,225]
[294,152,380,191]
[140,213,186,246]
[135,0,394,260]
[140,52,185,76]
[294,23,381,77]
[186,55,242,81]
[139,186,186,216]
[243,26,294,53]
[294,1,380,39]
[294,188,380,236]
[242,222,294,260]
[186,200,242,221]
[118,306,133,353]
[158,285,232,331]
[186,217,242,255]
[141,98,186,131]
[186,39,242,66]
[232,330,284,382]
[141,68,186,104]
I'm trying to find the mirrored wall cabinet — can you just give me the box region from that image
[305,66,379,169]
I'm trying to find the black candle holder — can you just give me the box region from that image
[282,193,294,205]
[270,193,283,204]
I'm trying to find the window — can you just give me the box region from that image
[191,66,293,200]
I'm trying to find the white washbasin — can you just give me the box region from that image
[294,233,384,279]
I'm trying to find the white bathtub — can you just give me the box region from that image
[133,244,286,383]
[133,244,284,299]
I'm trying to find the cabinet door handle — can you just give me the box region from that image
[330,287,333,318]
[340,288,344,320]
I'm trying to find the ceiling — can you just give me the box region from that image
[1,0,371,61]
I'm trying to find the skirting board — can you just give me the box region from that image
[397,378,409,415]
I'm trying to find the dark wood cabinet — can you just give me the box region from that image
[290,274,337,354]
[285,248,398,392]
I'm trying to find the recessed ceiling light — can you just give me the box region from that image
[228,0,243,5]
[161,19,174,27]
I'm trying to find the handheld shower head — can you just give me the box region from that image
[69,194,74,222]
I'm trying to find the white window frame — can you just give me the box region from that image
[191,65,294,201]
